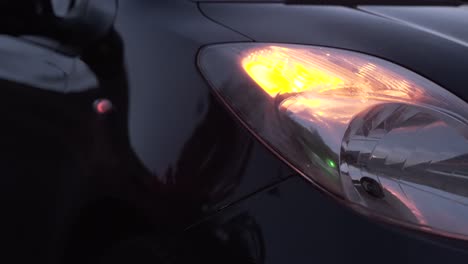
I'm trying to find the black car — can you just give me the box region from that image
[1,0,468,263]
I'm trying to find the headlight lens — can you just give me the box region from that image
[198,43,468,240]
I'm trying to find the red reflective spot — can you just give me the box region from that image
[94,99,113,114]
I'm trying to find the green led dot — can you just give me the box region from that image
[326,159,337,169]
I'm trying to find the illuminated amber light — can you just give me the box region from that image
[242,46,424,149]
[243,50,345,97]
[242,46,420,99]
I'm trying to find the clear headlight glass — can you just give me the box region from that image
[198,43,468,240]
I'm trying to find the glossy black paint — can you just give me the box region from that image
[113,0,294,224]
[181,177,468,264]
[1,0,468,263]
[0,0,293,262]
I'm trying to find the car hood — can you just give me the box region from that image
[360,5,468,47]
[200,3,468,100]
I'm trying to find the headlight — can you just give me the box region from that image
[198,43,468,240]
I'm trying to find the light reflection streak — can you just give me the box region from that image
[385,184,429,226]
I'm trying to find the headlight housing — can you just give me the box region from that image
[198,43,468,240]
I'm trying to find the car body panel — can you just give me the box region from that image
[1,0,468,263]
[359,5,468,48]
[181,177,468,264]
[0,0,294,262]
[113,0,294,221]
